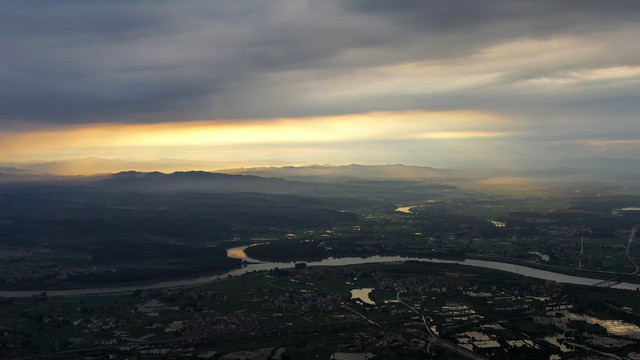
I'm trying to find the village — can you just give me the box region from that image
[2,260,640,359]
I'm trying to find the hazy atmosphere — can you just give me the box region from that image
[2,1,640,171]
[4,3,640,359]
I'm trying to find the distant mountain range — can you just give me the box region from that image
[222,162,640,184]
[222,164,465,181]
[95,170,300,193]
[1,158,640,187]
[0,157,289,176]
[0,167,31,175]
[90,171,457,200]
[0,169,458,201]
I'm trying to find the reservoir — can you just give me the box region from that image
[395,206,414,214]
[351,288,376,305]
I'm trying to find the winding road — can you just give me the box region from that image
[396,291,487,360]
[594,225,639,287]
[626,225,640,275]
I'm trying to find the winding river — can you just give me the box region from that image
[0,246,638,298]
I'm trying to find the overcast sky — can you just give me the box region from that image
[1,1,640,169]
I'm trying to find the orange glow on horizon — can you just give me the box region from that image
[0,110,510,162]
[578,139,639,146]
[416,131,512,139]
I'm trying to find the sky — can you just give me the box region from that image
[1,0,640,171]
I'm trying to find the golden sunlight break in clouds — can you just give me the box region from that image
[0,110,511,162]
[578,139,640,147]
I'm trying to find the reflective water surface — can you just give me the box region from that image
[1,248,638,297]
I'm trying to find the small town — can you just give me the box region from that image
[2,260,640,359]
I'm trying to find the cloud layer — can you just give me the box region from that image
[1,1,639,168]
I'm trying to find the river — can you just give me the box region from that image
[0,247,638,298]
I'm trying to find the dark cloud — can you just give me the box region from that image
[0,0,639,126]
[345,0,640,33]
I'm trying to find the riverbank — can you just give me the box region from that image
[245,243,640,286]
[2,249,640,298]
[466,254,640,284]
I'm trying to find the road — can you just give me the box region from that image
[625,225,640,275]
[396,292,487,360]
[342,304,396,335]
[595,225,639,287]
